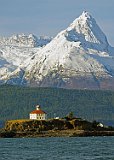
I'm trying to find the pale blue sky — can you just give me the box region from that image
[0,0,114,45]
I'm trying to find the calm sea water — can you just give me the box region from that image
[0,137,114,160]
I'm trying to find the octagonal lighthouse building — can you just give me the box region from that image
[30,105,47,120]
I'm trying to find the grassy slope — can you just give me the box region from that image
[0,85,114,125]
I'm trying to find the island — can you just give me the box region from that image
[1,118,114,138]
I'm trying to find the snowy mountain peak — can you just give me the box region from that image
[0,34,52,47]
[0,12,114,90]
[79,11,92,20]
[67,11,108,48]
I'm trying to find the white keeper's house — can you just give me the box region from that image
[29,105,47,120]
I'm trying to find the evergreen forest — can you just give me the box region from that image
[0,85,114,126]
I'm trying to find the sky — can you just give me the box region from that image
[0,0,114,46]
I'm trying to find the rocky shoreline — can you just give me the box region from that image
[1,129,114,138]
[1,118,114,138]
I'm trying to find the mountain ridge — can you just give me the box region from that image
[0,11,114,90]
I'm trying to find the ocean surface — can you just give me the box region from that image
[0,137,114,160]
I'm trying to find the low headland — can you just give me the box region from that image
[1,118,114,138]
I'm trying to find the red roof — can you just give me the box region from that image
[30,109,46,114]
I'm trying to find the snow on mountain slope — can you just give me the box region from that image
[68,11,108,45]
[0,34,52,67]
[23,11,114,89]
[0,34,52,47]
[0,34,52,83]
[0,11,114,89]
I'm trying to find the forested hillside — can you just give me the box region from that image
[0,85,114,126]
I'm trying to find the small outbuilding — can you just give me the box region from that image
[29,105,47,120]
[97,123,104,128]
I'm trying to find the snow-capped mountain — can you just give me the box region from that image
[0,34,52,84]
[0,11,114,89]
[0,34,52,47]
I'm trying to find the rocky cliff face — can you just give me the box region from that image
[4,119,97,132]
[1,118,114,138]
[5,119,73,132]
